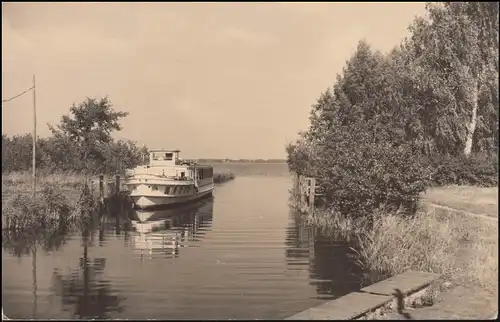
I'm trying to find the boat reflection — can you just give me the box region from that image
[129,196,214,259]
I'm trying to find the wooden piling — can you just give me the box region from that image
[103,174,109,198]
[308,178,316,215]
[293,173,318,215]
[99,174,105,202]
[115,174,121,196]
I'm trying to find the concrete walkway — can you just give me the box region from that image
[286,271,440,320]
[378,285,498,320]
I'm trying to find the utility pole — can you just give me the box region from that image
[32,75,36,197]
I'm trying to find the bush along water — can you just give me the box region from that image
[2,185,73,231]
[213,172,236,184]
[286,2,499,289]
[2,180,110,233]
[427,153,498,187]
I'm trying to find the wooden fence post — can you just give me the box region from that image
[308,177,316,215]
[115,174,121,196]
[300,175,307,213]
[99,174,105,202]
[103,174,109,199]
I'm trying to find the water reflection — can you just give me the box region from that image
[2,224,72,318]
[2,204,126,319]
[52,257,124,318]
[129,197,214,259]
[51,220,126,319]
[3,173,370,319]
[285,212,365,300]
[2,226,70,257]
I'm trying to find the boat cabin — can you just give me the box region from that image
[149,149,182,167]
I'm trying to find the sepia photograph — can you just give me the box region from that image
[2,1,498,320]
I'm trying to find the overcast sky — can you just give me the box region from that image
[2,2,427,159]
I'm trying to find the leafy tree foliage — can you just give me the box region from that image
[48,97,129,174]
[2,97,147,174]
[287,2,498,219]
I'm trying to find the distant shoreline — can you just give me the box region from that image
[195,159,287,164]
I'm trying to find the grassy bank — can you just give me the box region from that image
[308,185,498,302]
[2,185,75,230]
[2,171,85,195]
[423,185,498,218]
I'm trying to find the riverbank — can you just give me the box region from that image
[2,171,84,195]
[308,185,498,319]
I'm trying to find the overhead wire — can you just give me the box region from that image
[2,86,34,104]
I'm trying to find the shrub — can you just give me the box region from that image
[313,124,432,219]
[428,153,498,187]
[2,185,72,231]
[285,139,317,177]
[213,172,236,184]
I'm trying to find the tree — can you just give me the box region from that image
[404,2,499,157]
[286,1,499,211]
[48,97,128,175]
[102,140,148,173]
[285,137,316,177]
[1,134,47,172]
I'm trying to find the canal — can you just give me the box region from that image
[2,163,363,319]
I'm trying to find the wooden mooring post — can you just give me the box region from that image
[98,174,105,203]
[115,173,121,197]
[97,173,122,204]
[293,173,319,215]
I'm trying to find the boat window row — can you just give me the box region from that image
[163,185,194,195]
[197,168,213,180]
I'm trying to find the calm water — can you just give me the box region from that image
[2,163,363,320]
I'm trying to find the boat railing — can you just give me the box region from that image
[125,172,192,181]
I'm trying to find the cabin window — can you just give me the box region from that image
[153,152,174,161]
[180,172,185,179]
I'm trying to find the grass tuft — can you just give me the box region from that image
[308,189,498,297]
[2,171,85,194]
[357,208,464,281]
[2,184,74,231]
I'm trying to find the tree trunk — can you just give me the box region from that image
[464,80,479,156]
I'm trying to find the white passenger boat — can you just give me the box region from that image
[125,149,214,209]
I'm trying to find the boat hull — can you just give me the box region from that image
[130,187,213,209]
